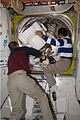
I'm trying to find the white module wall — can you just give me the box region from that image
[55,76,80,120]
[0,6,11,120]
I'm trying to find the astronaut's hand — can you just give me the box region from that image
[35,30,43,38]
[42,58,49,65]
[45,43,52,49]
[40,55,46,62]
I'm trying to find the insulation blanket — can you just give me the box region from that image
[18,22,46,50]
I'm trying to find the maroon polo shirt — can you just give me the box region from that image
[8,46,41,75]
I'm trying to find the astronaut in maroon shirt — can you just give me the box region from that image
[7,41,54,120]
[8,41,41,75]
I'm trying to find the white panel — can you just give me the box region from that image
[0,7,11,119]
[56,98,66,113]
[57,114,64,120]
[56,76,75,98]
[68,97,80,120]
[1,8,10,57]
[56,76,80,120]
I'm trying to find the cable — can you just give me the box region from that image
[0,94,9,109]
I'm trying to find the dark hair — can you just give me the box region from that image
[8,41,18,50]
[58,28,68,36]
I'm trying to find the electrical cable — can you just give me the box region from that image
[0,94,9,110]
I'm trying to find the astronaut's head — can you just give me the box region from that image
[8,41,19,50]
[58,28,68,38]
